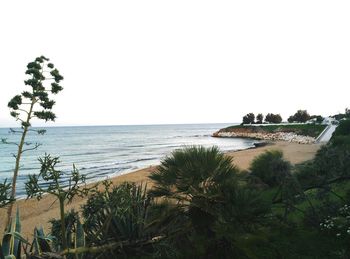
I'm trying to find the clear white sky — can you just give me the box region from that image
[0,1,349,127]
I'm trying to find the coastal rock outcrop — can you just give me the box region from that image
[213,129,316,144]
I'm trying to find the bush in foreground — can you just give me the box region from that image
[250,150,291,187]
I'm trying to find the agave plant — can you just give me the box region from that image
[26,154,90,251]
[0,208,28,259]
[77,181,163,258]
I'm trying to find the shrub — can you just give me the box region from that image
[288,110,310,123]
[310,115,324,124]
[332,119,350,138]
[256,113,264,124]
[249,150,291,187]
[49,210,79,251]
[265,113,282,124]
[149,146,270,258]
[81,182,161,258]
[243,113,255,124]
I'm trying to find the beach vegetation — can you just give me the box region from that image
[0,179,14,208]
[0,209,30,259]
[2,119,350,258]
[25,154,89,251]
[2,56,64,226]
[149,146,270,258]
[332,118,350,137]
[78,181,166,258]
[249,150,291,187]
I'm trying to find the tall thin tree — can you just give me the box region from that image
[2,56,64,225]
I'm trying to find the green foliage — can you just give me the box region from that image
[332,108,350,121]
[7,95,22,110]
[310,115,324,124]
[250,150,291,187]
[30,227,55,256]
[0,179,14,208]
[288,110,310,123]
[149,146,270,258]
[256,113,264,124]
[3,56,64,226]
[26,155,88,202]
[49,210,79,251]
[331,124,350,152]
[9,56,63,124]
[242,113,255,124]
[311,144,350,184]
[1,209,29,259]
[26,154,89,251]
[333,119,350,138]
[265,113,282,123]
[81,181,160,258]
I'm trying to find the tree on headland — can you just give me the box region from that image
[288,110,310,123]
[309,115,324,124]
[332,108,350,121]
[265,113,282,123]
[1,56,64,226]
[242,113,255,124]
[256,113,264,124]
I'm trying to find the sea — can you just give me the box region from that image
[0,123,256,197]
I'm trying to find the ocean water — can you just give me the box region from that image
[0,124,256,197]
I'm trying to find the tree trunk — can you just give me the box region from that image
[5,99,34,227]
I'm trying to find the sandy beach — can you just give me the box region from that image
[0,141,321,238]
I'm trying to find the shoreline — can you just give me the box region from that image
[0,140,322,238]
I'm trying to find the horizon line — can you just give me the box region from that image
[0,121,238,129]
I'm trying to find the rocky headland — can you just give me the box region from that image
[212,125,323,144]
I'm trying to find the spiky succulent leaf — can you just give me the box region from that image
[1,209,27,258]
[75,218,86,259]
[31,227,52,255]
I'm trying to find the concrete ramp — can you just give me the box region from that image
[316,125,338,143]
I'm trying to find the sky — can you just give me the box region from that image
[0,1,349,127]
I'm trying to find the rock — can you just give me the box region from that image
[213,131,316,144]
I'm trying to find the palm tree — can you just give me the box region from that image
[149,146,270,257]
[149,146,238,230]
